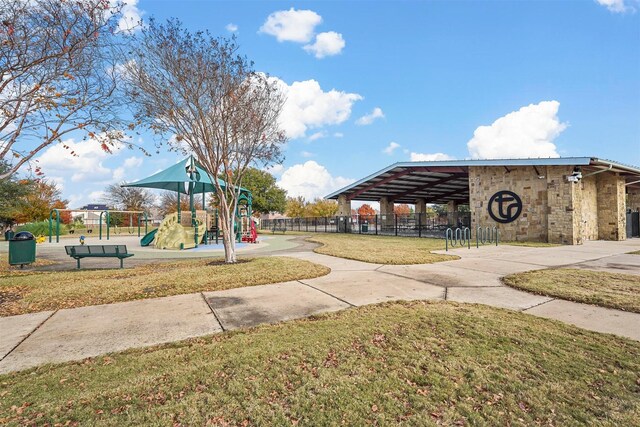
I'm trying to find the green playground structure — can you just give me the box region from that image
[48,209,148,243]
[122,155,254,250]
[140,228,158,247]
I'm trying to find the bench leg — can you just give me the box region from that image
[77,258,80,269]
[120,258,123,269]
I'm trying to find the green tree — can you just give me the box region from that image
[235,168,286,214]
[0,161,32,226]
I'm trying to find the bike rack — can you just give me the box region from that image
[476,226,499,248]
[445,226,499,251]
[445,227,471,251]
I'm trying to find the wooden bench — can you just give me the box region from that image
[64,245,134,269]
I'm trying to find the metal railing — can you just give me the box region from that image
[260,212,471,237]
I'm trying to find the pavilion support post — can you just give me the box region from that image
[337,194,351,233]
[447,200,459,227]
[380,196,394,233]
[415,198,426,238]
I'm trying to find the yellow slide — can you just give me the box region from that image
[154,212,205,250]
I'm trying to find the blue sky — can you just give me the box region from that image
[34,0,640,207]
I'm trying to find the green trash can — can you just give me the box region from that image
[9,231,36,267]
[4,229,14,241]
[361,222,369,233]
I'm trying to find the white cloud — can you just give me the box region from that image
[277,161,353,201]
[226,23,238,32]
[264,164,284,176]
[270,77,363,139]
[88,191,106,202]
[123,156,143,169]
[333,132,344,138]
[383,142,400,155]
[300,151,315,158]
[36,137,122,183]
[409,152,455,161]
[303,31,345,58]
[595,0,635,13]
[467,100,566,159]
[308,131,327,141]
[260,8,322,43]
[112,0,143,33]
[356,107,385,125]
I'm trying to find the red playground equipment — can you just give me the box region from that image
[242,219,258,244]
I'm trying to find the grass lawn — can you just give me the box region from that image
[0,257,329,317]
[307,234,458,264]
[0,301,638,426]
[503,269,640,313]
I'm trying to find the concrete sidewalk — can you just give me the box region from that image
[1,239,639,374]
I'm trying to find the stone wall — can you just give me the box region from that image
[469,166,549,242]
[546,166,581,245]
[469,165,628,244]
[580,175,598,241]
[596,173,626,240]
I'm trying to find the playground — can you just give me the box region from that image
[29,156,261,271]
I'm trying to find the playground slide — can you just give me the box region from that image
[140,229,158,246]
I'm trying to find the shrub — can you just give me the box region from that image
[17,221,68,236]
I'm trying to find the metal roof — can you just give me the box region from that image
[326,157,640,202]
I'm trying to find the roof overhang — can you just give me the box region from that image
[326,157,640,202]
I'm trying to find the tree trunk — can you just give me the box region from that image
[220,208,237,263]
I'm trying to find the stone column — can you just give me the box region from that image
[379,196,394,230]
[596,172,626,241]
[547,166,581,245]
[337,194,351,232]
[446,200,459,213]
[337,194,351,217]
[414,198,426,214]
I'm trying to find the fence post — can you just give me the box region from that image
[375,215,378,235]
[395,214,398,236]
[418,213,422,238]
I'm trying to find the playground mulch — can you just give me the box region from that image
[1,301,638,425]
[307,234,458,264]
[503,268,640,313]
[0,257,329,317]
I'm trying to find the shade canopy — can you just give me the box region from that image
[122,155,249,196]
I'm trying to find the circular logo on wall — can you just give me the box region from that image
[488,191,523,224]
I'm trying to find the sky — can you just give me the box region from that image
[32,0,640,208]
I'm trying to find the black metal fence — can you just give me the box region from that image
[260,212,471,238]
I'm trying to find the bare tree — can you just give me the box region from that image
[157,191,203,217]
[124,19,286,262]
[0,0,142,180]
[104,183,154,212]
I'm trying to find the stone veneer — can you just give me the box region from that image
[469,165,626,244]
[596,172,626,240]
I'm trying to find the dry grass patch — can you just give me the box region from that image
[0,258,57,273]
[0,301,638,426]
[0,257,329,316]
[308,234,458,264]
[503,268,640,313]
[628,250,640,255]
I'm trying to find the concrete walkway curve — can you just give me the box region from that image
[1,238,639,374]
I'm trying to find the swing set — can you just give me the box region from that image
[48,209,148,243]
